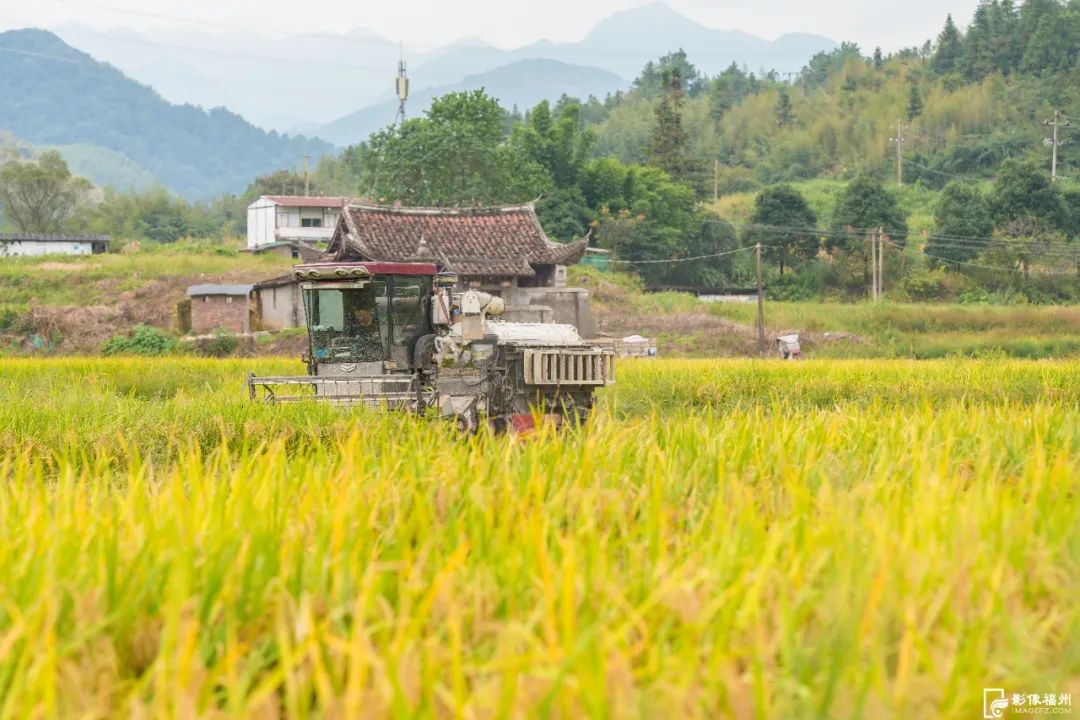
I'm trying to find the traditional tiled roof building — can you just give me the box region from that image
[325,202,588,291]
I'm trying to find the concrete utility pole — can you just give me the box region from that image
[755,242,766,356]
[1043,110,1070,184]
[870,229,878,303]
[877,226,885,300]
[889,119,906,187]
[303,155,310,196]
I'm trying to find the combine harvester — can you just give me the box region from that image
[246,261,615,431]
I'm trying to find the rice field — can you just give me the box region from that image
[1,358,1078,718]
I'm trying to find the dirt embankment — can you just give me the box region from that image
[8,270,261,354]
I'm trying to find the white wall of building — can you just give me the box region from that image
[0,241,95,257]
[247,199,279,248]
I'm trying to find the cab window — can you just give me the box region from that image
[304,282,387,362]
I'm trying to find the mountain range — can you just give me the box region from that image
[0,29,331,200]
[53,3,836,133]
[0,4,838,199]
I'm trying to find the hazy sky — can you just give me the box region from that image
[2,0,982,52]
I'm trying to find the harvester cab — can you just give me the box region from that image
[246,261,615,430]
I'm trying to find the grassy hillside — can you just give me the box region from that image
[585,1,1080,193]
[711,177,950,235]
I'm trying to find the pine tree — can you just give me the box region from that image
[873,47,884,69]
[932,14,963,74]
[961,4,997,81]
[906,82,924,120]
[647,70,691,183]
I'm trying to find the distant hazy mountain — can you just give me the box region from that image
[316,59,627,147]
[0,29,332,199]
[37,143,159,192]
[52,23,423,131]
[410,3,835,90]
[49,3,835,133]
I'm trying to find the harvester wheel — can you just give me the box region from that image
[412,334,437,369]
[455,411,478,434]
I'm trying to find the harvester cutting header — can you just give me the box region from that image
[246,260,614,431]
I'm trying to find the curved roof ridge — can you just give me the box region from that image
[343,201,538,215]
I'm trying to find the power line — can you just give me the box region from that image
[608,245,756,265]
[885,237,1077,274]
[903,158,976,182]
[918,242,1080,260]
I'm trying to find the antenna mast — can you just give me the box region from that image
[394,44,409,126]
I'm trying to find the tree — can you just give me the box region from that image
[647,70,694,186]
[535,187,593,242]
[586,160,702,284]
[0,151,90,233]
[933,14,964,75]
[800,42,863,86]
[1063,188,1080,240]
[927,181,994,264]
[512,100,594,189]
[831,175,909,255]
[1020,1,1072,74]
[746,184,819,274]
[78,186,196,242]
[872,47,885,69]
[960,3,998,80]
[990,158,1068,231]
[708,63,754,123]
[774,88,795,127]
[632,50,704,98]
[906,82,924,120]
[988,159,1069,275]
[661,213,739,287]
[360,90,546,206]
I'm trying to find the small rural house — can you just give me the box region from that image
[246,196,344,249]
[327,202,589,293]
[0,233,110,256]
[253,275,306,331]
[186,284,253,334]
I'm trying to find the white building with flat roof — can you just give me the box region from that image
[0,233,110,256]
[246,195,345,249]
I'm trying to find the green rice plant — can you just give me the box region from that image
[0,358,1077,718]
